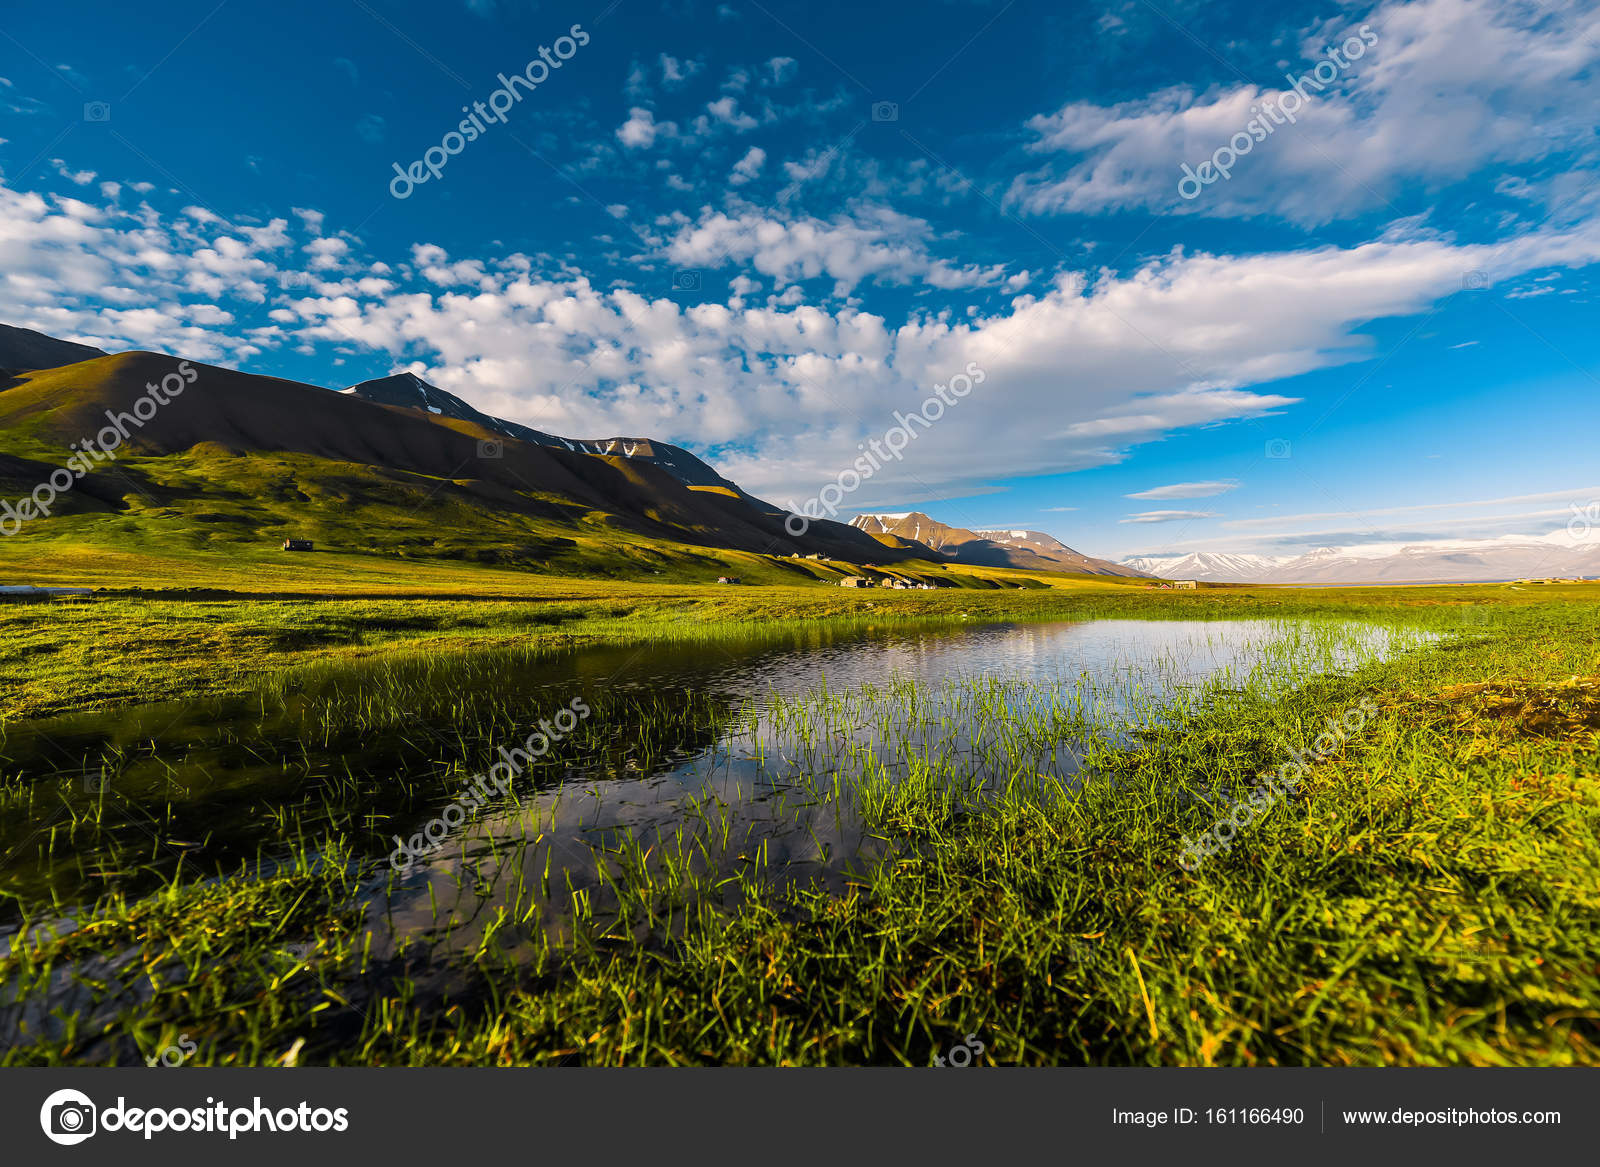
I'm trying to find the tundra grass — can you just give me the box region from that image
[2,579,1589,721]
[2,599,1595,1065]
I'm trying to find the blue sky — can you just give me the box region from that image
[2,0,1597,560]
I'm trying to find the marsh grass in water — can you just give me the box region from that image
[0,600,1595,1066]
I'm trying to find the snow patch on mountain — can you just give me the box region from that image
[1124,535,1599,583]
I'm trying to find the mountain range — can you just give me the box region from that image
[0,323,1140,584]
[18,322,1577,587]
[1124,537,1599,584]
[0,339,903,571]
[851,512,1145,575]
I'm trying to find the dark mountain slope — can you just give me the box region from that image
[0,323,107,376]
[344,372,749,494]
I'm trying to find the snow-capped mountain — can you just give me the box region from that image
[1121,551,1287,580]
[1123,534,1600,583]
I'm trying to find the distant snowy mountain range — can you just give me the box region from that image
[1123,533,1600,583]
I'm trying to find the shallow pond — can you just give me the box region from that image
[1,616,1424,954]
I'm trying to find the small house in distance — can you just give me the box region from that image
[717,576,742,585]
[1151,579,1197,589]
[839,576,871,587]
[282,539,314,552]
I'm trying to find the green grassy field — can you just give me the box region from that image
[3,556,1585,722]
[0,569,1595,1066]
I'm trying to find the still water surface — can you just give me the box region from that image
[0,617,1419,948]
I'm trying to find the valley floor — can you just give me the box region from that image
[4,555,1589,722]
[1,570,1596,1065]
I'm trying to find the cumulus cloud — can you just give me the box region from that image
[702,96,758,132]
[729,147,766,185]
[615,107,674,149]
[264,215,1600,507]
[0,181,300,360]
[50,160,97,186]
[663,206,1008,294]
[659,54,703,86]
[5,150,1600,509]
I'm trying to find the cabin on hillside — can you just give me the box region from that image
[716,576,742,585]
[1151,579,1198,589]
[282,539,314,552]
[839,576,870,587]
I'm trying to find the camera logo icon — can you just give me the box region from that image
[672,270,701,291]
[1462,270,1490,290]
[40,1089,97,1145]
[476,438,504,460]
[83,102,111,123]
[871,101,900,122]
[1265,438,1292,459]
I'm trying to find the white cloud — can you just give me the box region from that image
[659,54,703,86]
[616,107,675,150]
[1127,480,1240,499]
[261,214,1600,508]
[663,206,1008,294]
[703,96,757,132]
[1009,0,1600,224]
[729,146,766,185]
[5,159,1600,513]
[1121,510,1220,523]
[50,160,96,186]
[0,181,300,360]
